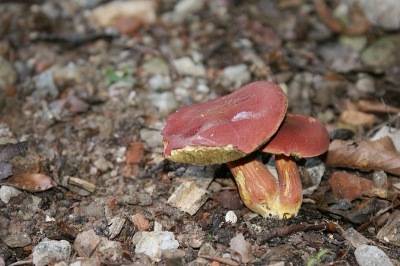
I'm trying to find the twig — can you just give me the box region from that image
[198,255,239,266]
[30,32,115,49]
[257,222,336,244]
[313,0,370,36]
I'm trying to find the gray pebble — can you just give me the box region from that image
[354,245,393,266]
[33,239,71,266]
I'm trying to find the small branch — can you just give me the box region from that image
[313,0,370,36]
[198,255,239,266]
[30,32,115,49]
[257,222,336,244]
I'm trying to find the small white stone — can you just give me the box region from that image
[196,83,210,94]
[135,231,179,261]
[174,0,206,14]
[174,87,190,100]
[355,245,393,266]
[222,64,251,89]
[0,186,21,204]
[89,166,97,175]
[148,92,178,117]
[33,239,71,266]
[225,210,238,224]
[148,75,172,90]
[153,221,163,232]
[45,215,55,222]
[172,57,206,77]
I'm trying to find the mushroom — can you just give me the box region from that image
[162,81,288,216]
[162,81,288,165]
[259,114,330,218]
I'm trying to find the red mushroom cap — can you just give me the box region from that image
[162,81,288,165]
[261,114,330,158]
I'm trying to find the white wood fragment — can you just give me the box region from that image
[108,217,126,239]
[377,209,400,246]
[168,181,210,215]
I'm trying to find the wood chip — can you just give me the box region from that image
[67,176,96,193]
[108,217,126,239]
[168,181,210,215]
[132,213,151,231]
[377,209,400,246]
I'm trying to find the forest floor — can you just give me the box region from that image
[0,0,400,265]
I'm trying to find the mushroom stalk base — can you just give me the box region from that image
[227,155,280,218]
[274,154,303,218]
[227,154,303,219]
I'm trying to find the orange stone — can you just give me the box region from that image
[329,172,374,202]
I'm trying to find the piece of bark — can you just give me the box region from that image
[377,210,400,246]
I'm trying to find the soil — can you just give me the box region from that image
[0,0,400,265]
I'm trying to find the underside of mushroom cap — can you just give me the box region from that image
[162,81,288,165]
[261,114,330,158]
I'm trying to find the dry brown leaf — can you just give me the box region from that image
[339,110,377,127]
[4,173,57,192]
[325,136,400,176]
[357,99,400,114]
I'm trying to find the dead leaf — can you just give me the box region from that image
[357,99,400,114]
[229,233,254,264]
[339,110,377,127]
[325,136,400,176]
[4,173,57,192]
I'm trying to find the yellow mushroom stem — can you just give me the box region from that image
[274,154,303,218]
[227,154,303,219]
[226,155,279,218]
